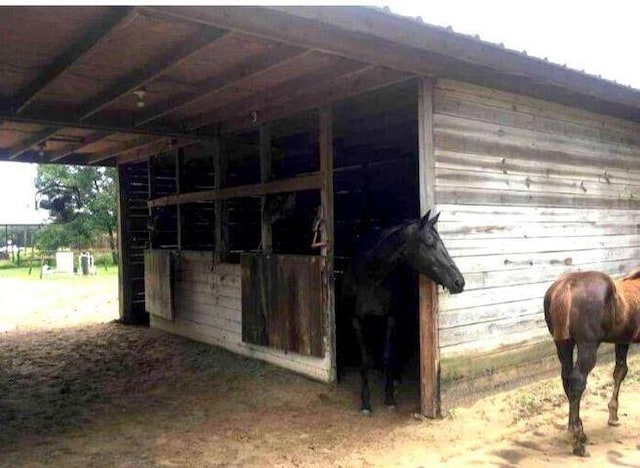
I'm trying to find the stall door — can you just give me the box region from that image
[144,249,175,320]
[241,254,325,357]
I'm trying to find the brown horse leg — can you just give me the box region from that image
[555,339,575,403]
[569,342,599,456]
[608,343,629,426]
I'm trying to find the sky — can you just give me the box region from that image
[0,0,638,223]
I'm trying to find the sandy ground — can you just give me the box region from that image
[2,273,640,467]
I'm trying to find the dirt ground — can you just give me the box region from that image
[2,273,640,467]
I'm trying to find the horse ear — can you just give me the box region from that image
[428,211,441,226]
[420,210,431,228]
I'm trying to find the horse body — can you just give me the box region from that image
[343,211,464,414]
[544,269,640,456]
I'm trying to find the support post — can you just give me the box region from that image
[260,124,273,253]
[212,137,229,263]
[319,106,336,381]
[175,147,183,250]
[418,77,440,418]
[117,165,134,323]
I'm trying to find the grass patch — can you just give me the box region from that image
[0,266,118,280]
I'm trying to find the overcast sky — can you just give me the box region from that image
[1,1,638,223]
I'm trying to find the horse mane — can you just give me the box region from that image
[621,268,640,281]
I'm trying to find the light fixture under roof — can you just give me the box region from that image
[132,88,147,109]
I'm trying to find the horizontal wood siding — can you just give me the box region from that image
[149,250,332,381]
[433,79,640,405]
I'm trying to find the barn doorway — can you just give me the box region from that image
[332,82,422,406]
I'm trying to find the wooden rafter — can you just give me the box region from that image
[0,112,211,141]
[48,131,112,162]
[84,135,159,165]
[11,7,136,115]
[218,66,414,133]
[8,127,59,160]
[87,136,195,165]
[186,56,364,130]
[134,43,306,126]
[78,26,227,121]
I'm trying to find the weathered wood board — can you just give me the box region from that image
[144,249,175,320]
[241,253,325,358]
[431,79,640,406]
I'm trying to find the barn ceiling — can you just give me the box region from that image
[0,6,638,167]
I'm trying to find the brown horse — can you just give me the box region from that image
[544,268,640,456]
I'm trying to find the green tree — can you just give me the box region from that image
[35,165,118,262]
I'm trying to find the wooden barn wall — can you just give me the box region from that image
[150,251,332,381]
[432,79,640,405]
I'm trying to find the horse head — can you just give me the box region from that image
[405,210,465,294]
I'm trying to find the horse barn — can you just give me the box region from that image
[1,6,640,416]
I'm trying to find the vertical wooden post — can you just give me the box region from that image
[319,106,336,381]
[260,124,273,253]
[117,164,133,323]
[212,137,228,263]
[418,77,440,418]
[175,147,183,250]
[147,155,154,249]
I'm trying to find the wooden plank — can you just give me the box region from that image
[175,148,182,250]
[241,254,325,357]
[148,172,323,208]
[211,138,229,263]
[218,66,412,133]
[134,43,306,126]
[144,249,174,320]
[8,127,59,160]
[48,131,112,162]
[319,106,336,381]
[150,315,332,382]
[260,124,272,253]
[11,7,135,114]
[78,26,226,121]
[117,165,133,323]
[418,77,440,418]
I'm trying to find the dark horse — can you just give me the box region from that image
[544,268,640,456]
[343,210,465,414]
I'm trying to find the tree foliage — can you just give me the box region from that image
[35,165,117,259]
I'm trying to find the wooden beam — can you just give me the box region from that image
[319,106,336,381]
[8,127,59,160]
[175,148,183,250]
[134,43,306,126]
[212,138,229,263]
[48,131,112,162]
[260,124,272,253]
[0,112,213,141]
[91,137,194,166]
[418,77,440,418]
[148,172,322,208]
[186,56,365,130]
[218,66,413,133]
[85,136,158,165]
[11,7,136,115]
[78,27,227,121]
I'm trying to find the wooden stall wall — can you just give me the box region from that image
[147,123,334,382]
[150,251,333,381]
[432,79,640,406]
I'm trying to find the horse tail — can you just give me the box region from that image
[544,278,573,341]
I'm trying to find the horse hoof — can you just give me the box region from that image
[360,409,372,417]
[608,419,621,427]
[573,445,589,457]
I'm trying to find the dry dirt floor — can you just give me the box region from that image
[2,272,640,467]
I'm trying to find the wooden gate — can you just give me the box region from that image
[144,249,175,320]
[241,254,325,358]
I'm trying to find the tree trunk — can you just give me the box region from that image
[108,226,118,264]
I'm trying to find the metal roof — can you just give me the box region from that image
[0,6,638,167]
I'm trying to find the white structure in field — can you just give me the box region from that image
[55,251,74,274]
